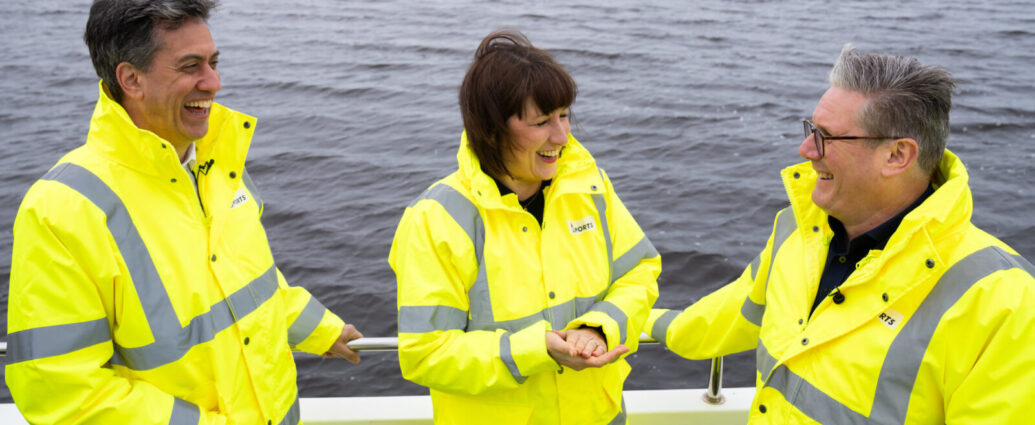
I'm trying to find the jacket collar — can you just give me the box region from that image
[782,149,973,292]
[455,131,597,209]
[85,81,256,178]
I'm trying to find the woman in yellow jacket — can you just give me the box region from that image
[389,30,660,424]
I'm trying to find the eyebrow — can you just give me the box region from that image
[176,50,220,66]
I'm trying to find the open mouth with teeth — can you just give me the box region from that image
[185,99,213,118]
[537,147,562,163]
[818,171,833,181]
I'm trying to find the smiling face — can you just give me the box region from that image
[500,99,571,196]
[798,86,888,223]
[123,18,221,149]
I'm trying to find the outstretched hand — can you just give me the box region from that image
[322,323,364,363]
[546,330,628,371]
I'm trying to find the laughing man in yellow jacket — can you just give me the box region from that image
[648,46,1035,424]
[6,1,363,424]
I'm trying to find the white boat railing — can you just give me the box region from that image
[0,335,727,405]
[1,337,751,424]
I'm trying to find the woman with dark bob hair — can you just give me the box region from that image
[390,29,660,424]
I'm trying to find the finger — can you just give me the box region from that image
[586,345,629,367]
[343,348,361,364]
[591,341,606,357]
[579,339,599,358]
[574,336,590,355]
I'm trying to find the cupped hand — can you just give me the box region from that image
[546,330,629,371]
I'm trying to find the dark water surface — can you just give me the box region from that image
[2,0,1033,402]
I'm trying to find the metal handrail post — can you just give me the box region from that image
[702,356,725,404]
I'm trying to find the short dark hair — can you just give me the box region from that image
[84,0,217,103]
[458,29,577,179]
[829,45,956,175]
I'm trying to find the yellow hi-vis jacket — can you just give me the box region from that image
[389,133,660,424]
[6,82,346,425]
[647,150,1035,424]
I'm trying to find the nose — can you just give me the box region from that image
[799,133,820,160]
[198,63,221,94]
[548,117,569,145]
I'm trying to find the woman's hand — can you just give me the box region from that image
[562,327,607,358]
[545,330,628,371]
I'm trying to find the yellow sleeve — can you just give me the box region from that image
[644,208,793,359]
[5,182,227,425]
[390,193,558,396]
[565,169,660,355]
[276,268,345,354]
[942,267,1035,424]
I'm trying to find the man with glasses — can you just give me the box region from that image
[648,45,1035,423]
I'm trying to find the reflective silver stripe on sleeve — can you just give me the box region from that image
[740,207,797,326]
[763,246,1033,425]
[241,167,263,215]
[169,397,201,425]
[592,192,613,284]
[755,338,778,381]
[6,317,110,364]
[278,397,300,425]
[398,305,469,333]
[288,296,327,346]
[740,297,765,327]
[650,309,680,347]
[499,332,527,384]
[589,300,629,344]
[611,235,659,283]
[43,163,285,371]
[749,254,761,281]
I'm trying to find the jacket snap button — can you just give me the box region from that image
[161,143,167,149]
[230,171,237,178]
[244,337,250,345]
[548,291,555,299]
[801,338,809,345]
[244,121,251,129]
[170,178,177,183]
[812,226,819,232]
[211,254,217,262]
[522,226,528,232]
[882,293,890,302]
[793,172,800,179]
[798,318,804,325]
[590,185,598,191]
[925,259,935,268]
[759,404,767,413]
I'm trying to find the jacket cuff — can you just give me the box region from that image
[567,308,622,350]
[506,320,557,380]
[294,309,345,354]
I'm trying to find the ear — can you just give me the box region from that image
[115,62,144,100]
[881,138,919,178]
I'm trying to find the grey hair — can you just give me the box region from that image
[829,44,956,176]
[84,0,218,103]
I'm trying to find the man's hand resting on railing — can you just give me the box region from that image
[546,330,628,371]
[322,324,364,363]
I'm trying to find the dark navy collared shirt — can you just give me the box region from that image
[810,185,935,316]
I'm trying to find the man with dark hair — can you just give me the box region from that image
[649,45,1035,423]
[6,1,363,423]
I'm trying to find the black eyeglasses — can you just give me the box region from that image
[803,120,900,158]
